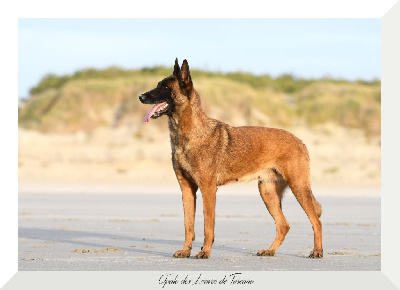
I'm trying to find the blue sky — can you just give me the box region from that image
[18,18,380,98]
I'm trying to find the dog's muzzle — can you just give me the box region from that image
[139,95,145,103]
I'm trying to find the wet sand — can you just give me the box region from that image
[18,185,380,271]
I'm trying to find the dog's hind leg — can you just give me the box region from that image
[257,178,290,256]
[287,176,323,258]
[173,171,198,258]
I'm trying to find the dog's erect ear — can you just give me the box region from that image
[179,59,192,93]
[173,58,180,78]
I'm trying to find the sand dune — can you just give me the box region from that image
[18,123,380,188]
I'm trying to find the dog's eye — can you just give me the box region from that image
[164,86,169,91]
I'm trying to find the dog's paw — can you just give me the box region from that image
[173,250,191,258]
[195,250,210,259]
[309,249,323,258]
[257,249,276,256]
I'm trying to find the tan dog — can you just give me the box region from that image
[139,58,323,259]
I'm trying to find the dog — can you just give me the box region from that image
[139,58,323,259]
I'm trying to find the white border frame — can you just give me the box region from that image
[2,0,399,289]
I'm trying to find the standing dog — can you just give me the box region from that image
[139,58,323,259]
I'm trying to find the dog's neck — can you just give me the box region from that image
[168,90,211,141]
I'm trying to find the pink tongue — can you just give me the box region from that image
[144,102,168,123]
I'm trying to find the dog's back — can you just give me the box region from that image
[215,125,310,185]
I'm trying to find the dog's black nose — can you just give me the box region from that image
[139,95,144,102]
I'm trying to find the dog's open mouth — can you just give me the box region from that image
[144,102,169,122]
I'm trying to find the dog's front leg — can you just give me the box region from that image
[173,171,198,258]
[195,184,217,259]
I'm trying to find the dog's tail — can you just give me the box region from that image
[311,191,322,218]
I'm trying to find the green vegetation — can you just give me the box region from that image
[19,66,381,136]
[323,166,340,174]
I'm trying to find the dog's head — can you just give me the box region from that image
[139,58,193,122]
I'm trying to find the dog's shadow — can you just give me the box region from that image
[18,227,251,258]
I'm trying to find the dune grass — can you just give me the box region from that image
[19,66,381,136]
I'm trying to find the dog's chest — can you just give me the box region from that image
[170,132,209,178]
[168,118,222,179]
[170,139,193,171]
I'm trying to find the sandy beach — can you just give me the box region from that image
[18,185,380,271]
